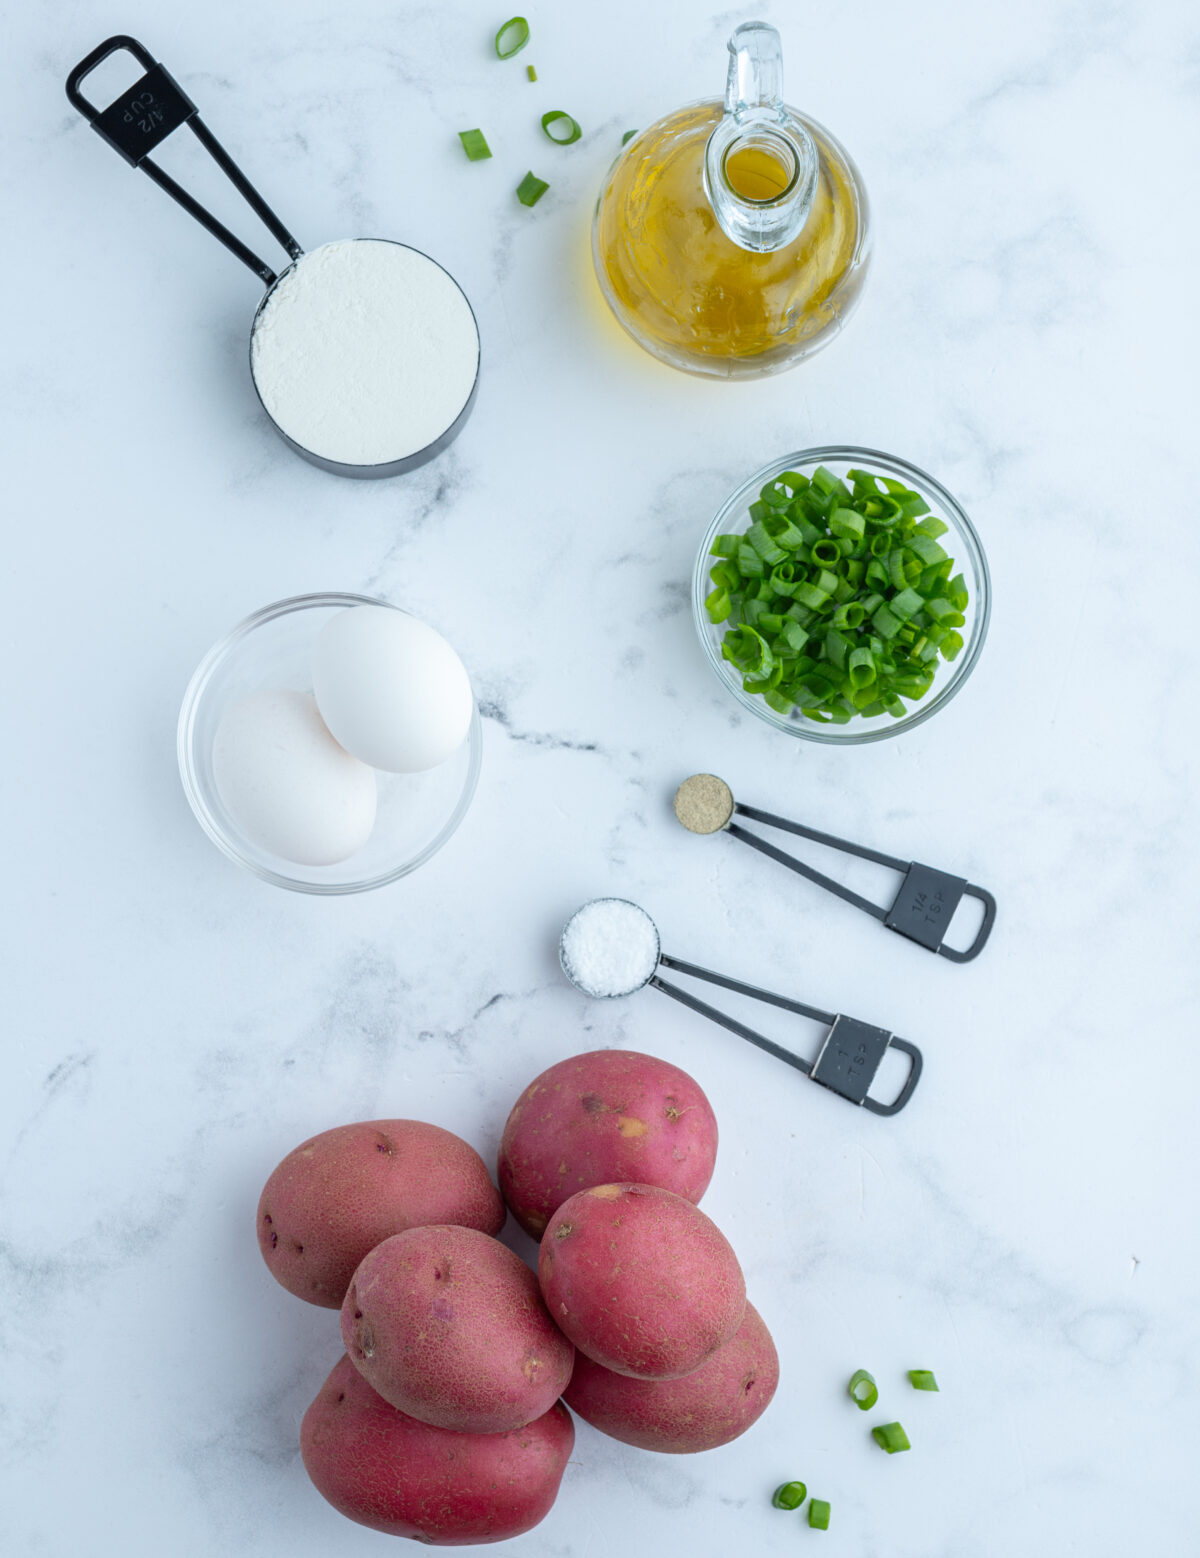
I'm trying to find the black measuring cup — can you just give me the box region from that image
[66,36,480,478]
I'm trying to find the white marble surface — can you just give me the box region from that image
[4,0,1199,1552]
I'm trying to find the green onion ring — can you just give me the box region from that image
[848,1368,878,1410]
[541,110,582,144]
[494,16,530,57]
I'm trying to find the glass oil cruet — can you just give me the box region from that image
[593,21,871,379]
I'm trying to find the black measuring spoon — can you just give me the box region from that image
[559,898,922,1117]
[673,774,996,961]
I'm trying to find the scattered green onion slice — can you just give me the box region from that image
[771,1481,807,1510]
[705,464,969,725]
[457,129,492,162]
[809,1499,831,1530]
[848,1369,878,1410]
[516,171,549,206]
[494,16,530,57]
[526,63,537,81]
[909,1369,939,1391]
[622,129,638,145]
[872,1421,912,1454]
[541,110,582,145]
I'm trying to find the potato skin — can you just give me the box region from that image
[301,1355,574,1545]
[256,1120,504,1309]
[564,1301,778,1452]
[498,1049,718,1237]
[341,1225,575,1433]
[539,1183,746,1380]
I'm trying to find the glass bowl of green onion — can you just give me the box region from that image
[693,447,990,743]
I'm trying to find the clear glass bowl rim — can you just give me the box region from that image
[176,591,483,893]
[691,446,992,745]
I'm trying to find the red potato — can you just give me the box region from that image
[302,1355,574,1545]
[256,1119,504,1309]
[539,1183,746,1380]
[342,1225,575,1433]
[564,1301,778,1452]
[498,1049,718,1237]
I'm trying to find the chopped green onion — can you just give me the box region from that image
[706,463,969,726]
[516,171,549,206]
[457,129,492,162]
[771,1480,807,1510]
[890,586,923,622]
[848,1368,878,1410]
[705,586,732,623]
[812,465,850,501]
[830,506,866,542]
[809,1499,831,1530]
[908,533,948,567]
[494,16,530,57]
[747,520,787,565]
[909,1369,939,1391]
[541,110,582,145]
[526,63,537,81]
[872,1421,911,1453]
[622,129,638,145]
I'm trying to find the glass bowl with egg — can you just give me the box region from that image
[178,594,482,893]
[692,447,991,744]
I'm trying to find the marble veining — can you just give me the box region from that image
[3,0,1198,1554]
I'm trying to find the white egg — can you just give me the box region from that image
[211,690,377,867]
[312,606,473,774]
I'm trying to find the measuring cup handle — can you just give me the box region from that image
[64,35,301,287]
[66,35,156,120]
[66,36,197,166]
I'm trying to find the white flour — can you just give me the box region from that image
[250,239,479,467]
[560,899,661,998]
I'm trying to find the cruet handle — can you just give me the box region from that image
[725,21,786,124]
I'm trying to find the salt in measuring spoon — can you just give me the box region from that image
[65,37,479,478]
[559,899,922,1116]
[673,774,996,962]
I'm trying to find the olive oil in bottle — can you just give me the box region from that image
[592,22,870,378]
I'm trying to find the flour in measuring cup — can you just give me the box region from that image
[250,239,479,468]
